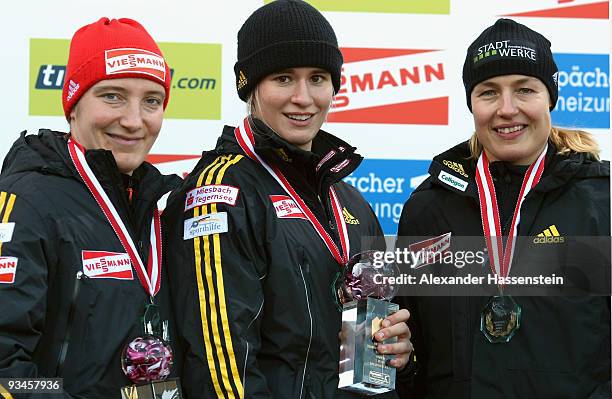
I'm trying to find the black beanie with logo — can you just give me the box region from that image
[234,0,343,102]
[462,18,559,112]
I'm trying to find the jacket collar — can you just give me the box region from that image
[426,139,609,198]
[219,117,363,194]
[427,141,478,198]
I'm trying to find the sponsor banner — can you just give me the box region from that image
[329,48,448,125]
[185,184,240,211]
[29,39,221,120]
[270,195,307,220]
[552,53,609,129]
[497,0,608,19]
[266,0,450,14]
[343,159,431,235]
[184,212,228,239]
[0,223,15,243]
[30,39,67,116]
[0,256,18,284]
[81,250,133,280]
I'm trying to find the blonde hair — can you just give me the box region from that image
[468,127,600,161]
[246,91,257,115]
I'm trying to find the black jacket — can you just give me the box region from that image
[395,141,611,399]
[0,130,181,398]
[163,120,395,399]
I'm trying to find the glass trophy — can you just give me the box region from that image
[120,304,182,399]
[336,251,400,395]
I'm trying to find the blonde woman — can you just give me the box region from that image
[396,19,610,398]
[164,1,413,398]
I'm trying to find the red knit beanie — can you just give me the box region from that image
[62,17,171,119]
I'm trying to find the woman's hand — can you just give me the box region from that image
[373,308,413,370]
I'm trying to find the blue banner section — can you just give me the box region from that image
[552,53,610,129]
[344,159,431,235]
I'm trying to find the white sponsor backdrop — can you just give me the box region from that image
[0,0,610,233]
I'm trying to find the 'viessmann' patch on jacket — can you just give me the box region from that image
[81,250,133,280]
[270,195,307,220]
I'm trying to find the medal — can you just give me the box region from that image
[474,145,546,343]
[480,295,522,343]
[121,302,174,384]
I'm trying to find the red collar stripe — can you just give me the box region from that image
[234,118,349,265]
[68,139,161,297]
[475,145,547,282]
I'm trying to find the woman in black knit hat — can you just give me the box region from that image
[163,1,413,398]
[395,18,610,399]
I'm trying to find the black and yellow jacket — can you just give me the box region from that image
[163,119,392,399]
[395,141,610,399]
[0,130,181,398]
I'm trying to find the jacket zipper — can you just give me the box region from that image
[298,264,313,399]
[55,271,86,377]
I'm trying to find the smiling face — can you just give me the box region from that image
[471,74,552,165]
[252,67,334,151]
[69,78,165,174]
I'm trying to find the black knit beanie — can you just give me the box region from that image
[234,0,343,102]
[463,18,558,112]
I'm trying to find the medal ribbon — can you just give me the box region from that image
[234,117,350,266]
[475,145,546,282]
[68,139,162,297]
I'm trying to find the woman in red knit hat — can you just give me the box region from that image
[0,17,182,398]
